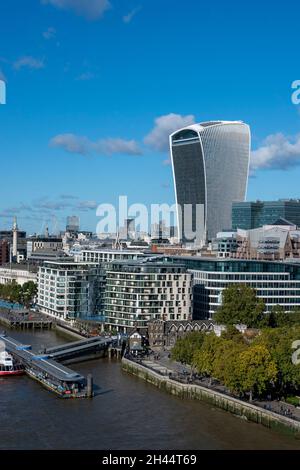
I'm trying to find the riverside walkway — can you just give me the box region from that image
[140,351,300,423]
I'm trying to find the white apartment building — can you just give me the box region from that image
[74,248,146,264]
[104,259,192,332]
[37,260,105,320]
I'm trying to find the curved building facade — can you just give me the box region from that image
[170,121,250,245]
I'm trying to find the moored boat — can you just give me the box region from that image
[0,350,24,376]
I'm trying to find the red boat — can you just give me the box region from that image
[0,350,24,376]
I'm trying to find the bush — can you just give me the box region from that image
[285,396,300,407]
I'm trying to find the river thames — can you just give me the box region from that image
[1,328,300,450]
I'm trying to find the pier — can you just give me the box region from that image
[0,308,52,330]
[0,334,109,398]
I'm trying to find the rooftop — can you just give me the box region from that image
[171,120,246,139]
[0,263,38,273]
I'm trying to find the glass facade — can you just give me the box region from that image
[171,133,206,240]
[171,121,250,244]
[37,261,105,320]
[232,200,300,230]
[168,256,300,320]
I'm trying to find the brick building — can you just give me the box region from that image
[0,240,9,265]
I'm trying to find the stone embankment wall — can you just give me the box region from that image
[122,357,300,436]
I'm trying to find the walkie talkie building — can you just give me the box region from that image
[170,121,250,245]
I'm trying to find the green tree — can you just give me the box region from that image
[193,333,223,384]
[0,280,37,307]
[288,308,300,326]
[215,284,266,328]
[235,345,277,401]
[267,305,293,328]
[171,331,206,366]
[5,281,22,304]
[253,326,300,396]
[221,325,245,344]
[20,281,37,307]
[212,339,247,389]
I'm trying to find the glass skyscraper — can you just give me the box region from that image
[170,121,250,245]
[232,200,300,230]
[66,215,80,233]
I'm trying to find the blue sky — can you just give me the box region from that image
[0,0,300,234]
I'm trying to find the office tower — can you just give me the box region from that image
[170,121,250,245]
[232,200,300,230]
[120,218,135,240]
[66,216,80,233]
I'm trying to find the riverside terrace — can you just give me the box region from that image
[0,307,52,330]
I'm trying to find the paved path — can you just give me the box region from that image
[144,350,300,422]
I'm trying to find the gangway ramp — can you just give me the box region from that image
[45,336,112,363]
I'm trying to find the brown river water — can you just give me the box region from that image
[0,328,300,450]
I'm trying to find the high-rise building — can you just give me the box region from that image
[66,216,80,233]
[104,259,192,332]
[37,260,105,320]
[120,218,136,240]
[170,121,250,245]
[232,200,300,230]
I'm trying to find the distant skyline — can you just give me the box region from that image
[1,0,300,234]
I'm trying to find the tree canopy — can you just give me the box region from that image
[171,331,206,365]
[234,345,277,401]
[171,324,300,401]
[214,284,266,328]
[253,326,300,396]
[0,281,37,307]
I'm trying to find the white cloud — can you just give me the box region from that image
[50,134,90,155]
[96,138,142,156]
[75,71,95,81]
[60,194,79,200]
[34,199,73,211]
[251,132,300,172]
[77,200,98,210]
[43,27,56,39]
[42,0,111,20]
[50,133,142,156]
[0,197,100,218]
[144,113,195,152]
[123,6,141,24]
[13,56,44,70]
